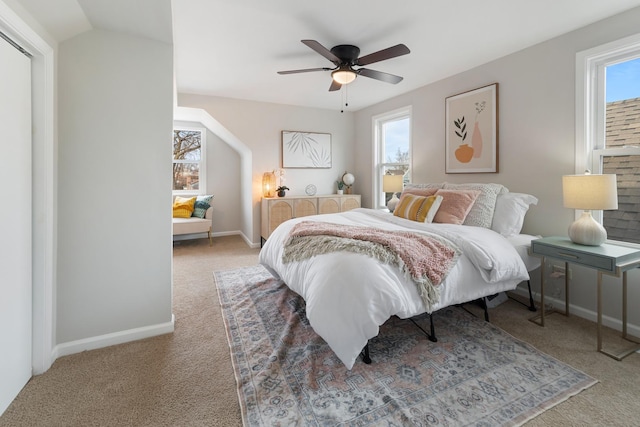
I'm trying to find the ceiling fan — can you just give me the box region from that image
[278,40,410,91]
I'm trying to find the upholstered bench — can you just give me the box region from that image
[172,195,213,245]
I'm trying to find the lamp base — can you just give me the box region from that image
[568,211,607,246]
[387,193,400,213]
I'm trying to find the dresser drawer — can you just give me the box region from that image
[532,241,615,272]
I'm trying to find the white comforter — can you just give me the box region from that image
[259,208,530,369]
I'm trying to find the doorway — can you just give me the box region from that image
[0,31,32,415]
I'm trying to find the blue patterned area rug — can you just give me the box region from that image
[214,265,597,426]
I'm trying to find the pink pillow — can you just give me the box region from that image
[433,189,481,224]
[401,187,438,197]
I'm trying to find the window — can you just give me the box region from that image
[173,127,206,194]
[373,107,411,209]
[577,34,640,245]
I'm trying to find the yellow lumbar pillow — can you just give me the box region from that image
[173,196,197,218]
[393,193,443,223]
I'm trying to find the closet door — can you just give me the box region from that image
[0,34,32,415]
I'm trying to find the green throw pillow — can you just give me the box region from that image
[192,195,213,218]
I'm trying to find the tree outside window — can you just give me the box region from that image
[173,128,206,193]
[374,108,411,209]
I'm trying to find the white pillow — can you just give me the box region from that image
[443,183,507,228]
[490,193,538,236]
[403,183,445,193]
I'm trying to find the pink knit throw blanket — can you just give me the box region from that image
[283,221,461,309]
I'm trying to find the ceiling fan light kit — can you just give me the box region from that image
[332,67,356,85]
[278,39,410,91]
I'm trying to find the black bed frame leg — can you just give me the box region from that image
[527,280,537,311]
[361,343,372,364]
[409,314,438,342]
[481,297,490,322]
[428,314,437,342]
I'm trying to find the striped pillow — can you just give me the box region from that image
[393,194,443,223]
[173,196,197,218]
[192,195,213,218]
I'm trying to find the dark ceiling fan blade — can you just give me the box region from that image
[302,39,340,63]
[277,67,331,75]
[355,44,410,66]
[328,80,342,91]
[357,68,404,84]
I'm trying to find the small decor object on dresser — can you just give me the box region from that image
[342,172,355,194]
[305,184,317,196]
[262,172,276,197]
[276,186,289,197]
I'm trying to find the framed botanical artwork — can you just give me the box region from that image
[281,131,332,168]
[445,83,498,173]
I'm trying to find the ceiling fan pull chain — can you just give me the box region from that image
[345,84,349,108]
[340,84,349,113]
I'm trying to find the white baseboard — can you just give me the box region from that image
[211,230,238,238]
[511,285,640,338]
[175,230,259,248]
[172,232,209,241]
[212,230,259,248]
[52,315,175,360]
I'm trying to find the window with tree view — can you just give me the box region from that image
[173,128,206,193]
[374,107,411,209]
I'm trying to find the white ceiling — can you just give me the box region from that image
[14,0,640,111]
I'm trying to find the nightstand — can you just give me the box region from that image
[530,236,640,360]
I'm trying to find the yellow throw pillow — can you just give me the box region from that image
[393,194,443,223]
[173,196,197,218]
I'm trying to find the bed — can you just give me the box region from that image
[259,183,539,369]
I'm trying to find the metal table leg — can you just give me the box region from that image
[597,270,640,361]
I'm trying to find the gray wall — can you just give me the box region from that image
[57,29,173,343]
[353,6,640,333]
[177,94,356,243]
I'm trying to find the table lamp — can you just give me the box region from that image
[383,174,404,212]
[262,171,276,198]
[562,172,618,246]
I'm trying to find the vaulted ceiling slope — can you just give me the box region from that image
[14,0,640,111]
[15,0,172,44]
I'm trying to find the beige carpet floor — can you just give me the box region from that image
[1,235,639,426]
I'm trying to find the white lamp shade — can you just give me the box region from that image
[562,174,618,210]
[383,174,404,193]
[383,174,403,212]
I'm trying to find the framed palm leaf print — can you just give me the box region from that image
[282,131,332,168]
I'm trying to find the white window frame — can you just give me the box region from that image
[372,106,412,209]
[172,126,207,195]
[575,33,640,228]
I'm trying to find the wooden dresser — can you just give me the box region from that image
[261,194,361,242]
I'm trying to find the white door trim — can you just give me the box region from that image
[0,0,56,375]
